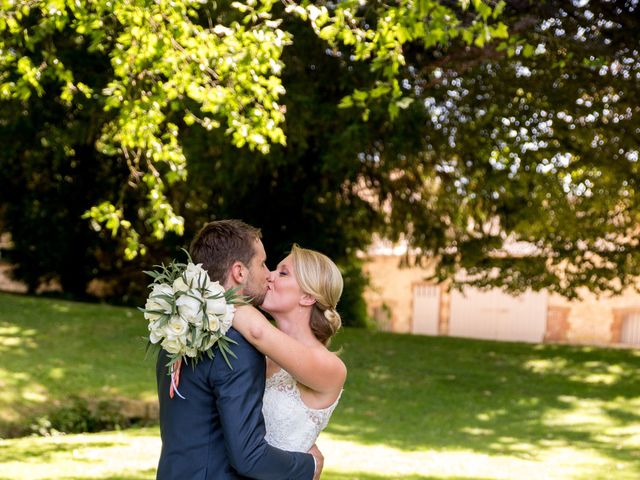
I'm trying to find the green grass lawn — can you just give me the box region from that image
[0,292,157,435]
[1,291,640,479]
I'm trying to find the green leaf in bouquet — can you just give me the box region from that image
[143,269,161,280]
[144,340,161,361]
[224,286,251,305]
[164,351,182,371]
[217,336,239,370]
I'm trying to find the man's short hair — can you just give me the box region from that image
[189,220,262,283]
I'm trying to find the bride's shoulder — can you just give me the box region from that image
[235,304,259,315]
[316,346,347,386]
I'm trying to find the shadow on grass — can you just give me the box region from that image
[330,329,640,473]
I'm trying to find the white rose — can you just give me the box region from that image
[176,291,204,325]
[143,300,163,323]
[150,283,174,302]
[205,313,220,332]
[149,330,164,344]
[184,263,210,289]
[220,304,235,333]
[166,315,189,338]
[205,280,225,298]
[185,346,198,358]
[148,320,165,344]
[161,336,184,355]
[205,295,227,317]
[145,283,173,320]
[172,276,190,294]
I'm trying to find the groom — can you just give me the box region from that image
[156,220,322,479]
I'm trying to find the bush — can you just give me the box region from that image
[337,257,372,329]
[31,397,131,436]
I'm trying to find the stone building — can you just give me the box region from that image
[363,249,640,348]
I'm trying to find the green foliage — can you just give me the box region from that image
[302,0,508,119]
[373,1,640,297]
[32,397,130,435]
[0,0,294,255]
[4,0,639,304]
[0,1,506,313]
[336,257,372,330]
[0,0,503,259]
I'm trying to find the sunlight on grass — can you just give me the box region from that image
[0,367,49,423]
[546,396,625,428]
[524,358,626,385]
[0,429,160,480]
[543,395,640,455]
[556,397,613,424]
[51,303,71,313]
[318,432,615,479]
[524,358,569,374]
[48,367,66,380]
[0,293,158,433]
[0,325,37,352]
[2,428,638,480]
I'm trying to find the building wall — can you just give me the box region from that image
[548,289,640,345]
[363,254,640,346]
[362,255,434,333]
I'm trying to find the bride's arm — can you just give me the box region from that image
[233,305,346,394]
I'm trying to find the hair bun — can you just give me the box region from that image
[323,308,342,331]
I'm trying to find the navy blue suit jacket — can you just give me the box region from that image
[156,327,314,479]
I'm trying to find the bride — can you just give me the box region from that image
[233,243,347,453]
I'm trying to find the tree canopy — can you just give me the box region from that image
[376,0,640,298]
[1,0,638,309]
[0,0,503,252]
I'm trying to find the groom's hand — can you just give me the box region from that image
[308,444,324,480]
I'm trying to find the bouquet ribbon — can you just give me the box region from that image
[169,358,186,399]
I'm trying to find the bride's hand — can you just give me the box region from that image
[308,443,324,480]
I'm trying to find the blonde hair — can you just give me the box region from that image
[290,244,343,345]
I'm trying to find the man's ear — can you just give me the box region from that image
[299,293,316,307]
[229,261,246,285]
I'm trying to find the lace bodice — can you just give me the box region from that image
[262,369,341,452]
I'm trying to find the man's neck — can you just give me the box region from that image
[222,278,242,294]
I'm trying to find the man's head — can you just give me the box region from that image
[189,219,270,305]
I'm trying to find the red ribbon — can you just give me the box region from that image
[169,357,185,399]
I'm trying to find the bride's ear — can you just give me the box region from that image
[299,293,316,307]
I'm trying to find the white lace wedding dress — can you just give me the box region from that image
[262,368,341,452]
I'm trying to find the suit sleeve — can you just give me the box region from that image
[211,328,315,480]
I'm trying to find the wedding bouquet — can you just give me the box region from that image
[141,251,243,398]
